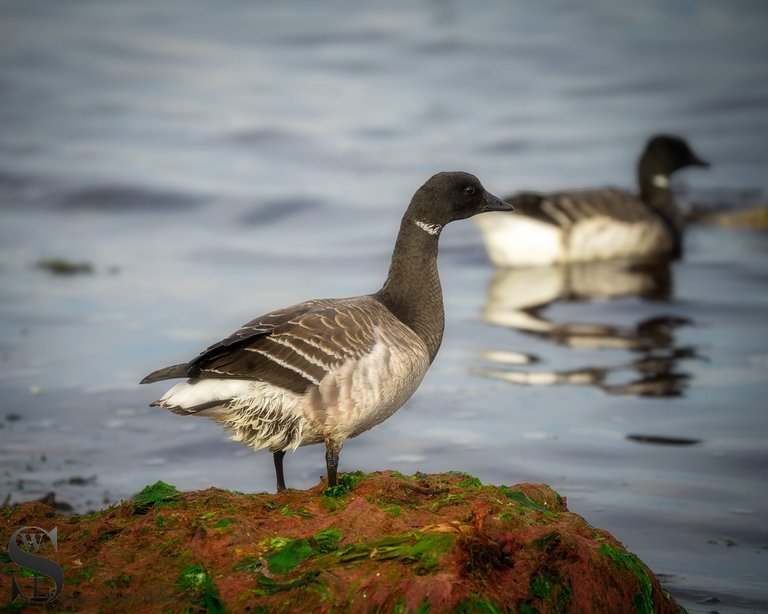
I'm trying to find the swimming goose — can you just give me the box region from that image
[474,135,709,266]
[140,172,512,492]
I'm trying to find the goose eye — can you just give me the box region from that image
[463,186,476,195]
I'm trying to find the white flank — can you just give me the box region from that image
[414,220,442,235]
[215,381,304,451]
[158,379,257,409]
[567,216,672,261]
[159,378,305,451]
[474,212,563,266]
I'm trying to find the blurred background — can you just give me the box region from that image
[1,1,767,611]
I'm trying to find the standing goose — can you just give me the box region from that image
[474,134,709,266]
[140,172,512,491]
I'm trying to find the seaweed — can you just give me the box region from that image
[455,593,507,613]
[262,528,343,574]
[255,570,321,595]
[35,258,93,275]
[323,472,366,498]
[499,486,559,518]
[176,564,226,613]
[336,531,453,575]
[280,506,314,519]
[132,481,180,515]
[599,544,654,614]
[457,475,484,488]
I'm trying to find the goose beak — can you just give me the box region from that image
[691,154,710,168]
[483,192,515,213]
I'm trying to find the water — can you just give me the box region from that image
[1,1,767,611]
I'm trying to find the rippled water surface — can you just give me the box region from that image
[2,2,768,611]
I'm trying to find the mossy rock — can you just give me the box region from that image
[0,471,683,613]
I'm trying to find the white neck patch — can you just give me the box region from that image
[414,220,442,236]
[652,174,670,189]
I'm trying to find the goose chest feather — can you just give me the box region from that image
[141,171,513,491]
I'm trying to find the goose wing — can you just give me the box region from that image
[140,297,384,396]
[506,188,655,228]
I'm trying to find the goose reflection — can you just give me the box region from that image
[474,260,699,397]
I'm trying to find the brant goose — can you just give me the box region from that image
[474,134,709,266]
[141,172,512,491]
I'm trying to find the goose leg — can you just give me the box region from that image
[325,441,343,488]
[273,451,287,492]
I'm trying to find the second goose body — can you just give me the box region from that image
[140,172,512,491]
[475,134,709,267]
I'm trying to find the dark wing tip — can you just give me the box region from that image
[140,363,190,384]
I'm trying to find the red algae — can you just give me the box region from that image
[0,472,683,613]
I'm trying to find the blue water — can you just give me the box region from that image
[1,2,768,611]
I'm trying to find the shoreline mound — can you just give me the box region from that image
[1,471,683,613]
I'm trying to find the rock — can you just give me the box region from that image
[0,472,683,612]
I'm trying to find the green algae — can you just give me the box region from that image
[499,486,559,518]
[323,472,367,497]
[534,532,561,551]
[262,528,343,574]
[320,472,370,511]
[280,505,314,519]
[254,570,321,595]
[530,572,550,598]
[35,258,93,275]
[320,495,346,512]
[233,555,262,573]
[599,544,654,614]
[132,481,180,514]
[454,593,506,613]
[394,596,432,613]
[104,573,132,588]
[265,501,315,518]
[431,493,465,512]
[528,569,572,611]
[176,564,226,613]
[155,515,170,529]
[69,560,104,585]
[336,531,453,575]
[457,476,484,488]
[96,526,122,543]
[159,534,183,555]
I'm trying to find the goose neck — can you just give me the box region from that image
[375,217,445,361]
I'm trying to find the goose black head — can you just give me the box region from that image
[639,134,710,181]
[406,171,513,230]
